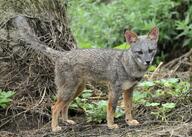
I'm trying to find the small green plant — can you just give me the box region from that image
[70,89,124,123]
[0,90,15,108]
[150,103,176,122]
[70,89,93,111]
[86,100,124,123]
[86,100,107,123]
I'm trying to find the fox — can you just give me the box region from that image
[15,16,159,132]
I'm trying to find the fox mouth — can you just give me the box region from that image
[136,58,151,66]
[143,62,151,66]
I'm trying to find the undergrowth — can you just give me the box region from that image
[69,78,190,123]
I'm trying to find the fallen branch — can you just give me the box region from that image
[163,49,192,69]
[149,62,163,80]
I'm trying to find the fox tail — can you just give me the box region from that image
[15,16,61,61]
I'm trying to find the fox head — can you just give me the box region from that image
[125,27,159,68]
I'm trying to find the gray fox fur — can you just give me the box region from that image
[15,16,159,132]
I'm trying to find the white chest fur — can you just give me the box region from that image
[122,80,138,90]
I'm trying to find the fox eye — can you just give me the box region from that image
[149,49,153,53]
[137,51,143,54]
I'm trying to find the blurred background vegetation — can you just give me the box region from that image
[68,0,192,63]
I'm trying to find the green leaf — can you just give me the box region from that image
[166,78,179,84]
[0,91,15,98]
[0,98,12,104]
[162,103,176,109]
[81,90,93,98]
[138,81,155,88]
[145,102,160,107]
[97,100,107,110]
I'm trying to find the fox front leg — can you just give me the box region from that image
[123,87,139,126]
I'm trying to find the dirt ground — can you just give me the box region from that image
[1,112,192,137]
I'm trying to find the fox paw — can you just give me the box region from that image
[66,120,76,125]
[108,124,119,129]
[126,119,140,126]
[52,126,62,132]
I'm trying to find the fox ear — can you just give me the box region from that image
[148,26,159,41]
[124,31,138,44]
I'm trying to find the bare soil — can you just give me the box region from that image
[1,110,192,137]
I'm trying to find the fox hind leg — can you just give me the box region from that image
[61,83,85,124]
[107,84,121,129]
[51,79,79,132]
[51,97,65,132]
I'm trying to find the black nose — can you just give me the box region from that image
[146,61,150,65]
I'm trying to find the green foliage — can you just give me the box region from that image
[136,78,190,101]
[69,0,192,52]
[86,100,107,123]
[0,90,15,108]
[134,78,190,122]
[175,6,192,47]
[70,90,124,123]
